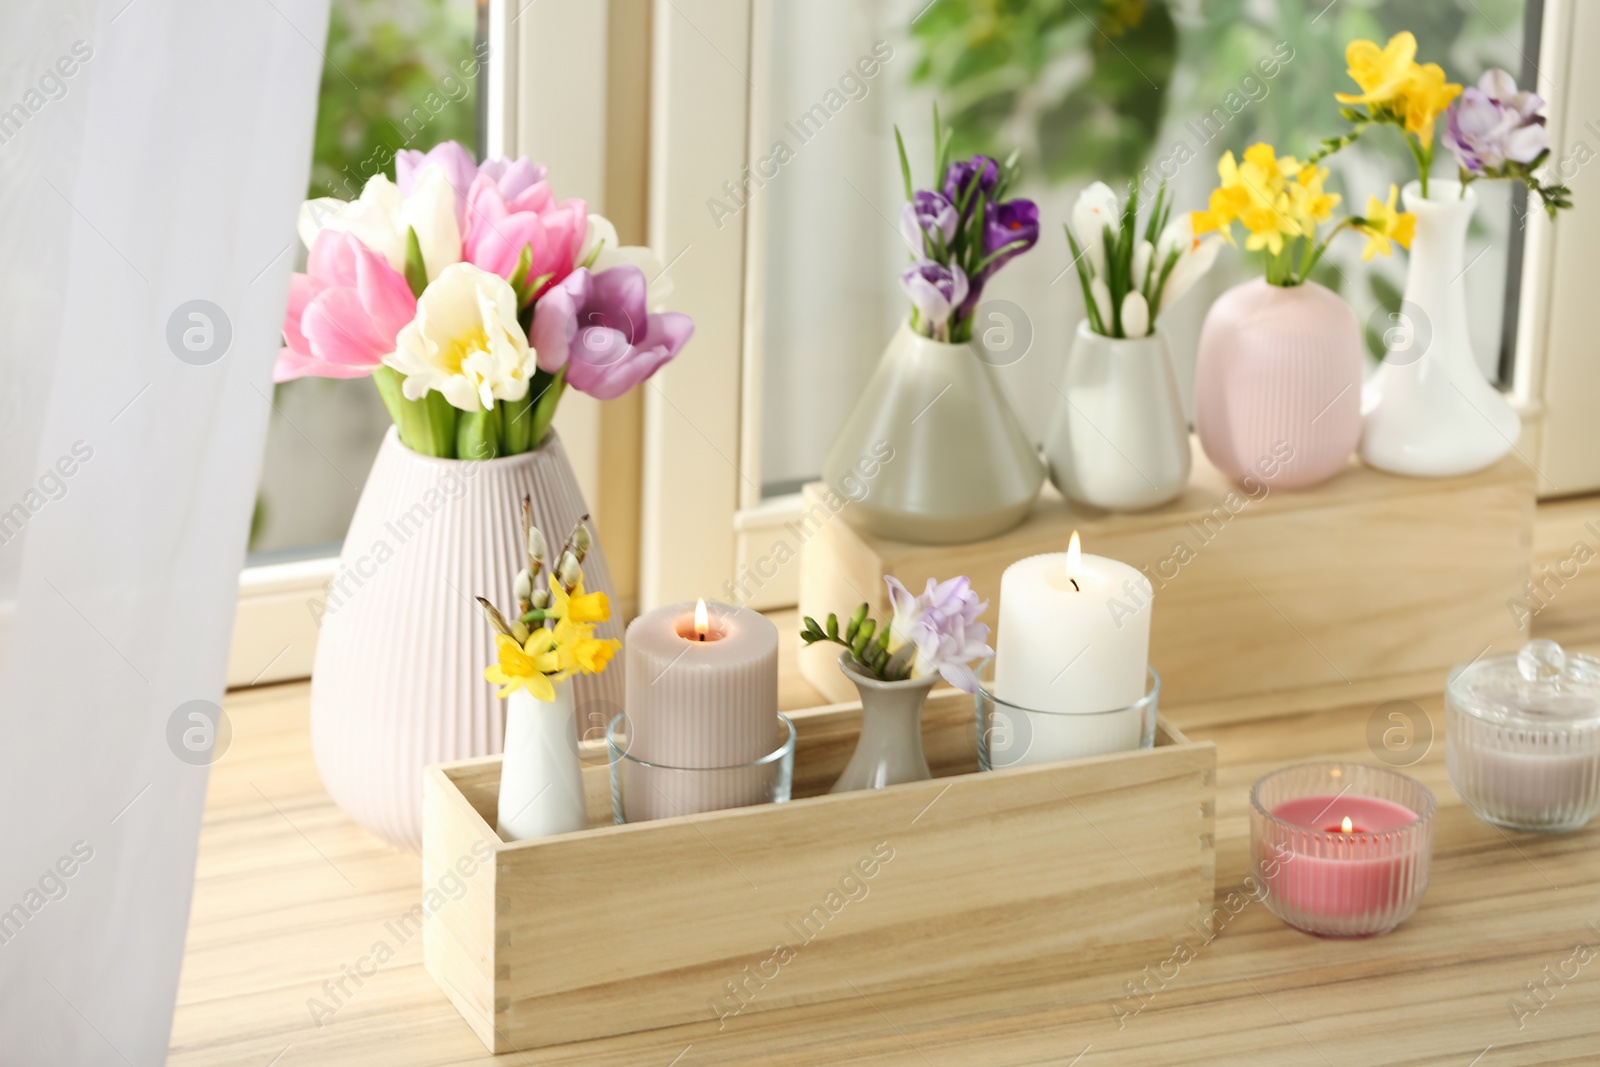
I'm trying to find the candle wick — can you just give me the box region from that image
[698,632,706,642]
[1070,577,1080,592]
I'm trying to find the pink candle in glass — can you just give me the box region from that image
[1265,796,1417,920]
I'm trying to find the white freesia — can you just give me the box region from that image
[1120,291,1151,338]
[1131,239,1154,292]
[384,263,536,412]
[1089,278,1112,331]
[299,167,461,282]
[580,214,674,310]
[1071,181,1120,278]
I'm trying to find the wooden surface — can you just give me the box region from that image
[169,500,1600,1066]
[799,441,1535,709]
[424,701,1212,1053]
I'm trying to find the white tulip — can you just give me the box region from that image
[385,263,536,412]
[1159,235,1221,313]
[298,168,461,282]
[581,213,674,310]
[1131,239,1154,292]
[1120,291,1151,339]
[1071,181,1120,278]
[1089,278,1113,333]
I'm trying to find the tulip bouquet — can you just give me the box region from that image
[802,575,993,694]
[477,500,620,703]
[894,109,1039,342]
[1063,179,1219,339]
[1191,143,1416,285]
[278,141,694,459]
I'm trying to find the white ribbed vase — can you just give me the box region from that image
[310,427,623,851]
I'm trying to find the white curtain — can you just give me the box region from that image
[0,1,327,1063]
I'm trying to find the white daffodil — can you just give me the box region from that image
[1121,291,1151,338]
[385,263,536,411]
[1071,181,1120,278]
[580,213,674,310]
[299,167,461,282]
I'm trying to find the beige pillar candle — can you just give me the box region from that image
[621,599,779,820]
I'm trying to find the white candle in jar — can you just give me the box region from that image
[990,532,1152,764]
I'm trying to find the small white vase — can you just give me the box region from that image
[1045,321,1191,510]
[830,653,936,793]
[1360,180,1519,477]
[497,682,588,841]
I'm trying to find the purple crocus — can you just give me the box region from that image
[529,265,693,400]
[980,198,1040,278]
[899,260,970,337]
[1443,69,1548,174]
[899,190,959,255]
[884,575,993,693]
[942,155,999,207]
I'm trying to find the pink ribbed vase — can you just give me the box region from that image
[309,427,624,851]
[1194,278,1362,490]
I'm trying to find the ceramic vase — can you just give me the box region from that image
[1361,180,1519,477]
[821,321,1044,544]
[1045,321,1191,510]
[830,653,937,793]
[1194,277,1363,490]
[310,427,623,851]
[496,682,588,840]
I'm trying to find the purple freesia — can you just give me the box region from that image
[395,141,550,226]
[1443,69,1548,174]
[529,265,693,400]
[884,575,993,693]
[899,260,969,335]
[942,155,999,207]
[980,198,1040,278]
[899,190,959,255]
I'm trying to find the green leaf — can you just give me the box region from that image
[518,270,554,310]
[500,393,534,455]
[894,125,914,202]
[456,404,502,461]
[507,244,533,295]
[527,366,566,449]
[1063,224,1104,335]
[403,226,428,297]
[370,365,406,427]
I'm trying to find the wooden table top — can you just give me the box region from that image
[172,491,1600,1065]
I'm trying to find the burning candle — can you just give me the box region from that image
[620,599,779,820]
[986,532,1153,764]
[1251,762,1435,938]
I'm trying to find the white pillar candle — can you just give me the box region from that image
[991,532,1152,763]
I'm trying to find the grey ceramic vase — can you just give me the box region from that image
[822,321,1044,544]
[830,653,937,793]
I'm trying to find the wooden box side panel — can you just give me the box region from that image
[487,739,1216,1049]
[422,765,503,1053]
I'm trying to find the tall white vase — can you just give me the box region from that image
[497,682,589,840]
[1360,180,1519,477]
[310,427,623,851]
[1045,321,1191,510]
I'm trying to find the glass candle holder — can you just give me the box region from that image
[607,713,796,824]
[1447,639,1600,832]
[1250,762,1435,938]
[976,667,1158,770]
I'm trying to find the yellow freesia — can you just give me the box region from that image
[1400,62,1461,144]
[547,574,610,625]
[484,631,562,702]
[1335,32,1418,107]
[1290,163,1341,230]
[1354,185,1416,262]
[1192,144,1310,256]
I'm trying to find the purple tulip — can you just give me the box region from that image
[529,266,693,400]
[980,199,1040,278]
[942,155,999,208]
[900,260,970,334]
[899,190,959,254]
[1443,69,1548,174]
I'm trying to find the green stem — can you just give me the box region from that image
[500,392,534,455]
[456,403,502,461]
[1409,134,1432,200]
[527,366,567,449]
[373,365,458,457]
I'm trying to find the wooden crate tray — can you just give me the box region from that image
[422,690,1216,1054]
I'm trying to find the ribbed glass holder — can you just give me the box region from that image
[1250,762,1435,938]
[607,714,795,824]
[976,667,1158,770]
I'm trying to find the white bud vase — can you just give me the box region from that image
[1360,180,1519,477]
[496,681,588,841]
[830,653,936,793]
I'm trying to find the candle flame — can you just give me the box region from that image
[1340,816,1354,834]
[694,598,709,640]
[1066,531,1082,588]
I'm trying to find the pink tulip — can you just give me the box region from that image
[461,172,587,299]
[274,231,417,382]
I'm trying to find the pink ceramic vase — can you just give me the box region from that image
[1194,278,1362,489]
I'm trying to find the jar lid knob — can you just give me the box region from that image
[1517,639,1566,687]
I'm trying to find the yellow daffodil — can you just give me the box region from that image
[547,575,611,625]
[484,631,563,702]
[1354,185,1416,262]
[1335,32,1418,107]
[571,632,621,674]
[1399,62,1462,144]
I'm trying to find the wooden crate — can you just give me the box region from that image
[799,440,1535,709]
[422,691,1216,1054]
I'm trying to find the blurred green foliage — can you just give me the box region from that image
[308,0,479,200]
